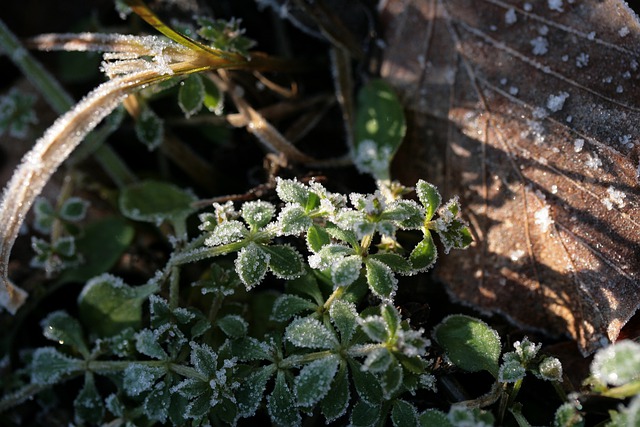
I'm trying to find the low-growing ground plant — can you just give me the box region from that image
[0,1,639,426]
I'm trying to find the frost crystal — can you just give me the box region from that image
[530,37,549,55]
[604,186,626,210]
[509,86,519,96]
[547,0,564,11]
[576,52,589,68]
[505,8,517,25]
[619,26,630,37]
[534,206,553,233]
[585,153,602,170]
[524,2,533,11]
[573,139,584,152]
[546,92,569,112]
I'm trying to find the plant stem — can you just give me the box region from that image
[169,266,181,310]
[323,285,345,310]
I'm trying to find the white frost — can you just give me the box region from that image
[585,153,602,170]
[573,138,584,152]
[576,52,589,68]
[619,26,630,37]
[547,0,564,12]
[604,186,626,210]
[534,206,554,233]
[546,92,569,112]
[524,2,533,11]
[530,37,549,55]
[505,8,517,25]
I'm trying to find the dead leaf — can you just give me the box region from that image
[381,0,640,355]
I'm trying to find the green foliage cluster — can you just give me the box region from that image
[0,2,639,427]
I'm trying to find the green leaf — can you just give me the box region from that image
[363,347,393,373]
[241,200,276,229]
[349,359,383,404]
[235,243,270,288]
[321,363,350,423]
[271,294,317,322]
[30,347,82,385]
[275,177,310,205]
[135,329,168,360]
[553,403,584,427]
[409,233,437,272]
[419,409,452,427]
[434,315,501,378]
[295,355,340,408]
[381,359,404,398]
[236,366,275,418]
[307,224,331,252]
[135,105,164,150]
[381,304,400,338]
[392,400,419,427]
[119,180,196,226]
[499,359,526,383]
[78,274,157,337]
[415,180,441,221]
[41,311,89,357]
[359,315,390,343]
[123,364,165,396]
[365,258,398,301]
[268,371,301,427]
[325,222,360,248]
[33,197,55,234]
[143,382,171,423]
[178,74,205,118]
[370,253,413,275]
[350,400,382,427]
[217,314,248,339]
[332,255,363,287]
[190,342,218,378]
[74,375,104,425]
[591,340,640,386]
[263,244,305,279]
[202,76,223,114]
[279,204,311,235]
[58,217,134,284]
[285,317,338,349]
[353,79,406,180]
[329,299,358,343]
[232,337,273,362]
[59,197,89,222]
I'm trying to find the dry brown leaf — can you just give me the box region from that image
[381,0,640,355]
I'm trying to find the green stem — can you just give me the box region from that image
[323,286,346,310]
[280,350,334,368]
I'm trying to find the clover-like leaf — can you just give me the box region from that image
[178,74,205,118]
[321,363,350,423]
[333,255,363,288]
[41,310,89,357]
[419,409,452,427]
[537,357,563,382]
[591,340,640,386]
[329,299,358,344]
[190,342,218,378]
[267,371,301,427]
[123,364,165,396]
[119,180,196,226]
[370,253,413,275]
[235,243,270,288]
[136,329,168,360]
[78,274,157,337]
[30,347,82,385]
[236,366,274,418]
[143,382,171,423]
[278,204,312,235]
[365,258,398,301]
[271,294,317,322]
[241,200,276,229]
[499,358,526,383]
[276,177,310,205]
[263,244,304,279]
[135,105,163,150]
[392,399,419,427]
[415,180,441,221]
[202,76,223,114]
[294,355,340,408]
[206,219,247,246]
[381,359,404,398]
[74,375,104,425]
[350,400,382,427]
[359,315,390,343]
[348,359,383,405]
[59,197,89,222]
[216,314,248,339]
[306,224,331,252]
[409,233,437,272]
[363,347,393,373]
[434,315,501,378]
[285,317,338,349]
[353,79,406,180]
